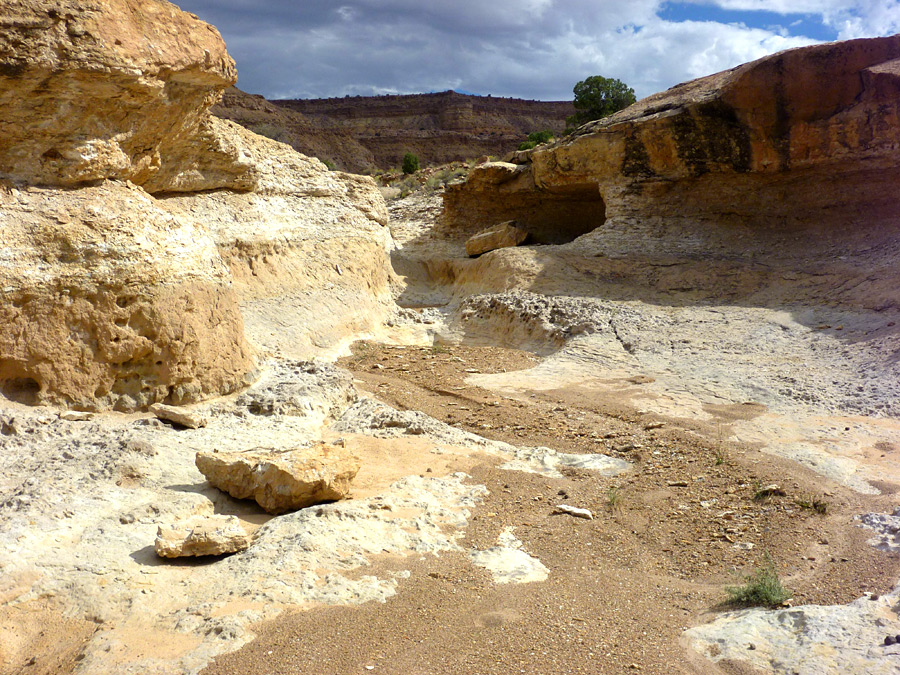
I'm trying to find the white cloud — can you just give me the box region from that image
[682,0,900,39]
[178,0,896,101]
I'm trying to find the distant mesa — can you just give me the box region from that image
[214,89,574,172]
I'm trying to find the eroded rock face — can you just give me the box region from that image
[0,0,243,190]
[0,181,254,410]
[195,444,360,514]
[442,37,900,310]
[0,1,394,408]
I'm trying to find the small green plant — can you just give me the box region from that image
[518,130,556,151]
[430,343,449,354]
[320,158,336,171]
[714,446,727,466]
[401,152,419,174]
[753,482,786,502]
[796,495,828,515]
[606,485,622,511]
[725,554,792,607]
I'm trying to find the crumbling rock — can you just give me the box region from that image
[0,181,254,410]
[155,515,251,558]
[195,444,360,514]
[466,220,529,257]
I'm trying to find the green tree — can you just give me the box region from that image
[401,152,419,174]
[567,75,636,129]
[518,130,555,151]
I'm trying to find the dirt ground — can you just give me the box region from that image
[203,342,900,675]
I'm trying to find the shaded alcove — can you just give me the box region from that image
[442,182,606,245]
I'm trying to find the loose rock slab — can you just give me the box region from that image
[149,403,208,429]
[155,515,251,558]
[196,444,360,514]
[466,220,528,257]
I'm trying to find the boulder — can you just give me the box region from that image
[154,515,251,558]
[149,403,207,429]
[195,444,360,514]
[466,221,528,257]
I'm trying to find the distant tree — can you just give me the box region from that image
[402,152,419,174]
[566,75,636,129]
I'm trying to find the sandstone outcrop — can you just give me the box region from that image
[0,180,254,409]
[155,515,251,558]
[195,444,360,514]
[466,220,528,257]
[0,0,240,189]
[0,0,394,409]
[442,37,900,310]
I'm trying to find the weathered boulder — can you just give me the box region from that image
[195,444,360,514]
[0,0,246,191]
[0,181,254,410]
[155,515,251,558]
[149,402,208,429]
[466,220,528,257]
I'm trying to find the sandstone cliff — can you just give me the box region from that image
[0,0,392,410]
[215,90,574,172]
[443,37,900,311]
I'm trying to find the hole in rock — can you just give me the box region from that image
[448,182,606,245]
[0,377,41,405]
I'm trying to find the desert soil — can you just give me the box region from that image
[204,341,900,675]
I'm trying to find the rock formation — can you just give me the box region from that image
[0,0,393,410]
[442,36,900,311]
[195,444,360,514]
[155,515,251,558]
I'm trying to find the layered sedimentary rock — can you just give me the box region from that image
[195,444,360,514]
[0,0,393,408]
[269,90,574,171]
[212,87,376,172]
[443,37,900,310]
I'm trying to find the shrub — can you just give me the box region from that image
[518,130,556,151]
[402,152,419,174]
[725,554,792,607]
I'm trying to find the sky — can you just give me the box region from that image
[176,0,900,101]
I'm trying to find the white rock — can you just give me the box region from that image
[555,504,594,520]
[155,515,251,558]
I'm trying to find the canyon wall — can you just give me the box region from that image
[215,90,574,172]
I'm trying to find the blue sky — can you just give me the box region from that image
[177,0,900,101]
